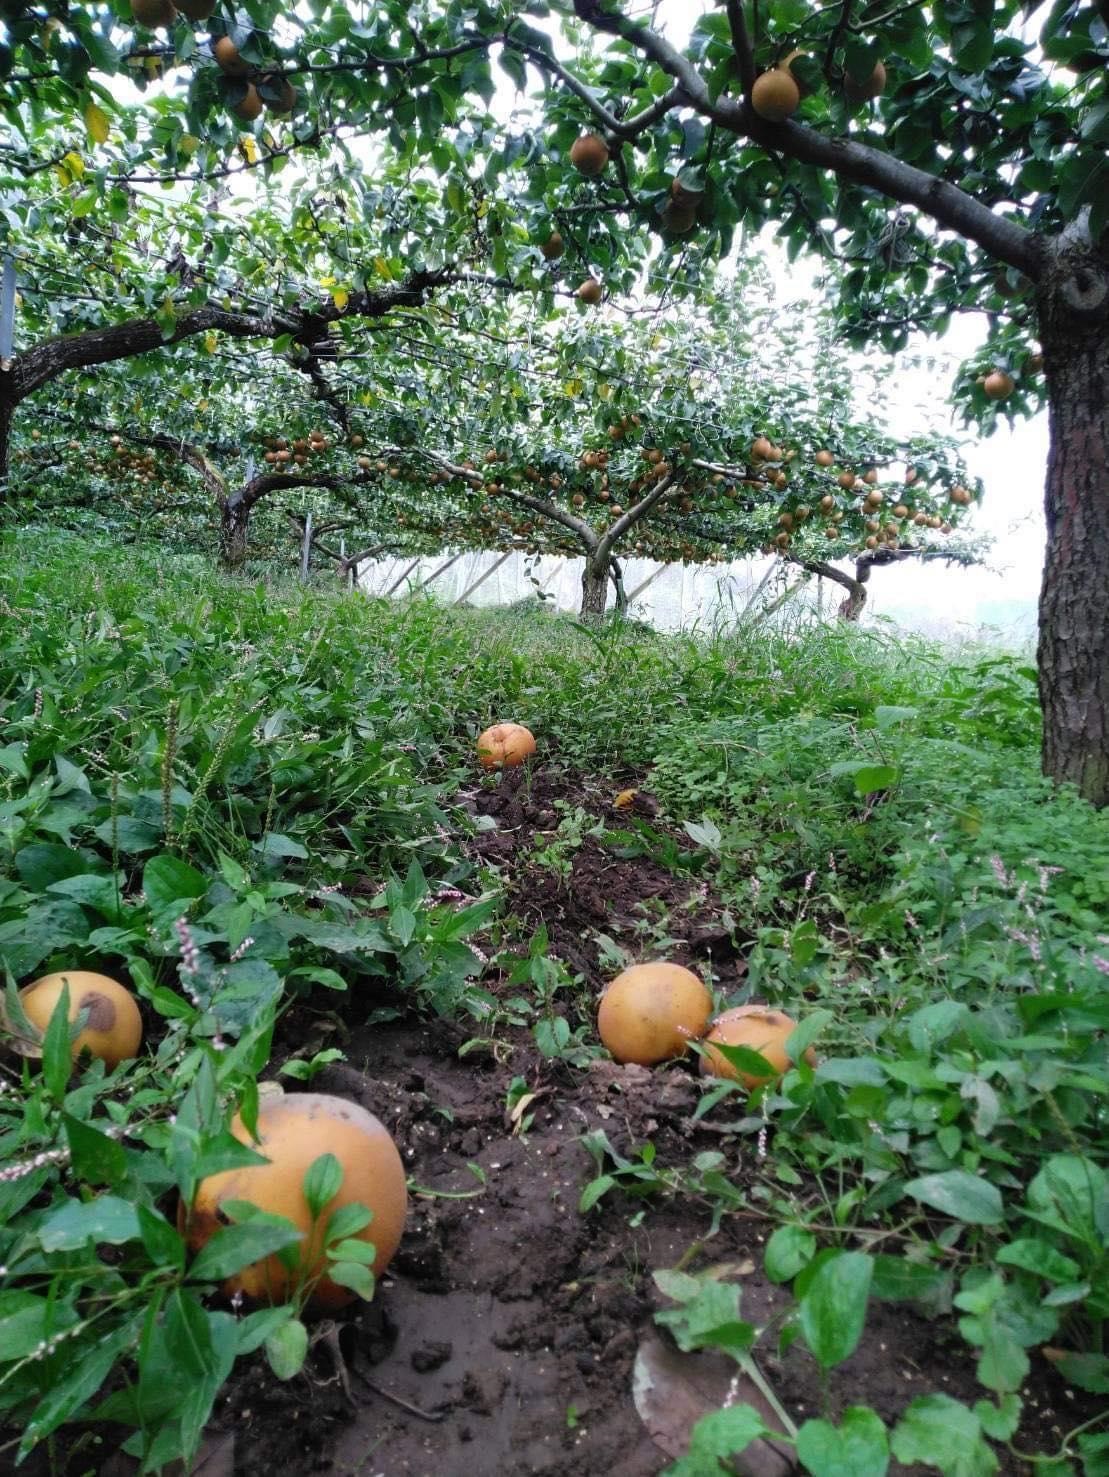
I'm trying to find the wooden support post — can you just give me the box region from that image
[384,556,422,597]
[0,257,15,370]
[243,456,256,485]
[299,511,313,582]
[626,563,667,604]
[453,550,513,605]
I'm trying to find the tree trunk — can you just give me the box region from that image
[0,395,13,496]
[219,499,251,571]
[1036,243,1109,807]
[580,559,608,622]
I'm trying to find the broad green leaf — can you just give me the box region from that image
[142,853,208,921]
[665,1405,768,1476]
[265,1318,309,1380]
[764,1225,816,1284]
[796,1407,889,1477]
[38,1195,140,1251]
[187,1217,303,1283]
[798,1251,873,1369]
[19,1317,142,1459]
[891,1395,997,1477]
[63,1111,126,1186]
[903,1170,1004,1225]
[0,1292,78,1362]
[303,1151,344,1219]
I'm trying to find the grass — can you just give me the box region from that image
[1,531,1106,1476]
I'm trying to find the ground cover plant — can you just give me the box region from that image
[0,534,1106,1476]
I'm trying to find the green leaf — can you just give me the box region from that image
[236,1305,293,1356]
[973,1393,1021,1442]
[903,1170,1004,1225]
[265,1318,309,1379]
[873,705,918,732]
[891,1395,997,1477]
[137,1204,186,1270]
[187,1217,303,1282]
[256,832,308,860]
[666,1405,768,1475]
[303,1152,344,1219]
[785,1009,831,1064]
[996,1239,1081,1284]
[38,1195,141,1251]
[327,1260,376,1299]
[1054,1353,1109,1395]
[798,1251,873,1369]
[0,1292,78,1362]
[870,1255,949,1303]
[42,979,74,1101]
[796,1407,889,1477]
[142,853,208,921]
[654,1275,756,1359]
[19,1317,142,1459]
[326,1202,374,1243]
[63,1111,126,1187]
[580,1174,616,1212]
[764,1225,816,1284]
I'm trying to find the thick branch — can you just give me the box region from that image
[421,451,600,550]
[4,269,455,402]
[596,470,677,562]
[572,2,1040,277]
[726,0,756,94]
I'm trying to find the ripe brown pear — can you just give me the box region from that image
[844,60,887,104]
[541,232,565,260]
[569,133,609,177]
[213,35,249,74]
[983,370,1015,401]
[132,0,177,26]
[751,68,801,122]
[577,278,603,306]
[232,84,263,121]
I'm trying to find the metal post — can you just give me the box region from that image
[299,510,313,582]
[244,456,256,484]
[453,549,512,605]
[410,548,464,595]
[738,559,778,621]
[0,257,16,370]
[384,557,422,597]
[535,559,565,592]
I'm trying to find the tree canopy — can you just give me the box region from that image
[1,0,1106,797]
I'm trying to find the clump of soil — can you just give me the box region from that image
[462,762,745,996]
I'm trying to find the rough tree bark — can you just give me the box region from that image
[1036,238,1109,806]
[580,558,609,622]
[219,499,251,569]
[0,396,12,492]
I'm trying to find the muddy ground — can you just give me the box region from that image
[6,767,1091,1476]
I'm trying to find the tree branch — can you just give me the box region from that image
[726,0,756,95]
[596,469,678,562]
[571,2,1041,277]
[4,268,456,402]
